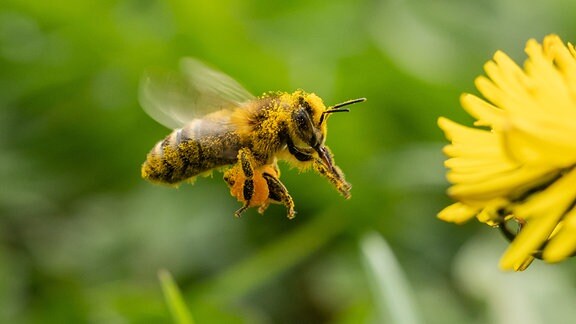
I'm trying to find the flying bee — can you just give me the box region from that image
[140,58,365,218]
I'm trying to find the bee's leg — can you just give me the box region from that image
[223,148,269,217]
[256,201,270,215]
[287,139,351,198]
[312,146,351,199]
[256,163,277,215]
[262,172,296,219]
[234,201,250,217]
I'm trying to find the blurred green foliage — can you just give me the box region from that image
[2,0,576,323]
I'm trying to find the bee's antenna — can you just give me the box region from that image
[320,98,366,124]
[331,98,366,110]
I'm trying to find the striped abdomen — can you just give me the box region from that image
[142,119,242,184]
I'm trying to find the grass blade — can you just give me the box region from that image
[360,232,422,324]
[158,269,195,324]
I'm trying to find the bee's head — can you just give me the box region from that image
[290,92,365,150]
[290,91,365,166]
[291,93,326,149]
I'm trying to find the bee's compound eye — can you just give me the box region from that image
[292,108,321,148]
[294,110,309,132]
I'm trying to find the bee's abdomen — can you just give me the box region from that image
[142,124,241,184]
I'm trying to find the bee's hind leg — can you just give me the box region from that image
[262,172,296,219]
[224,148,269,218]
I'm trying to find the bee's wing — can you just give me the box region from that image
[139,57,255,129]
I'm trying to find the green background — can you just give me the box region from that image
[2,0,576,323]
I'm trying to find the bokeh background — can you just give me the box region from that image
[2,0,576,323]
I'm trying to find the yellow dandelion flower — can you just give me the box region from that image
[438,34,576,271]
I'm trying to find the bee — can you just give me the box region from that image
[140,58,365,218]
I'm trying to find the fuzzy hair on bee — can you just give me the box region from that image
[140,58,365,218]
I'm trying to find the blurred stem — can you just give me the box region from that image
[159,269,196,324]
[192,208,349,303]
[360,232,422,324]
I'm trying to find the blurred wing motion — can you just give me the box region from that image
[139,57,255,129]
